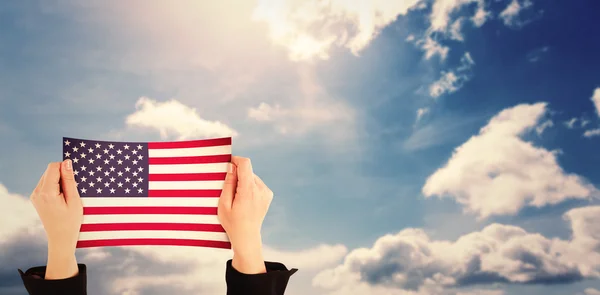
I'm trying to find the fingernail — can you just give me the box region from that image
[65,159,72,171]
[228,163,235,173]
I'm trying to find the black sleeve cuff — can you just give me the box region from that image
[226,259,298,295]
[18,264,87,295]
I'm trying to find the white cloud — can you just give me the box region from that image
[125,97,238,140]
[584,129,600,138]
[583,88,600,137]
[429,52,475,98]
[252,0,424,61]
[527,46,549,62]
[248,102,285,122]
[415,0,490,56]
[471,4,489,27]
[566,207,600,250]
[430,72,460,98]
[449,17,465,41]
[456,290,504,295]
[101,243,348,295]
[313,206,600,294]
[457,52,475,71]
[565,116,594,131]
[418,37,450,61]
[591,88,600,118]
[247,101,351,135]
[0,183,41,240]
[312,278,505,295]
[263,244,348,271]
[423,103,595,218]
[500,0,533,27]
[411,0,541,62]
[565,118,579,129]
[416,108,430,123]
[535,119,553,135]
[408,0,488,61]
[429,0,488,33]
[246,67,355,136]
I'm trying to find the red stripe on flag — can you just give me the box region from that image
[83,207,218,215]
[149,173,227,181]
[80,223,225,232]
[148,138,231,149]
[148,154,231,165]
[148,189,222,197]
[77,239,231,249]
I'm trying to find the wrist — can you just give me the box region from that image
[47,241,76,260]
[231,236,262,255]
[232,251,266,274]
[231,236,266,274]
[46,244,78,279]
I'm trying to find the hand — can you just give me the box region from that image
[218,156,274,274]
[30,160,83,279]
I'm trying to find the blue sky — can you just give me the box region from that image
[1,1,600,295]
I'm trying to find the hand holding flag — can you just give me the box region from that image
[218,156,274,274]
[29,160,83,280]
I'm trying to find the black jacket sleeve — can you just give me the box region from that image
[18,261,297,295]
[18,264,87,295]
[225,259,298,295]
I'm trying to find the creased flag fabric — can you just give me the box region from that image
[62,137,232,249]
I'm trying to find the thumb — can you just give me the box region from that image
[60,159,80,205]
[219,163,237,209]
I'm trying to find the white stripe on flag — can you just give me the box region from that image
[82,197,220,207]
[83,214,221,224]
[148,163,228,174]
[148,145,232,157]
[78,231,229,241]
[148,181,224,190]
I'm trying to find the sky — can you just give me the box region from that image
[0,0,600,294]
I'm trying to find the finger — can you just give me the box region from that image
[40,162,61,195]
[253,174,267,189]
[30,171,45,204]
[219,163,237,209]
[60,159,80,205]
[32,169,45,195]
[254,174,273,199]
[232,156,254,191]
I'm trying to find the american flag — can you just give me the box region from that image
[62,136,232,249]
